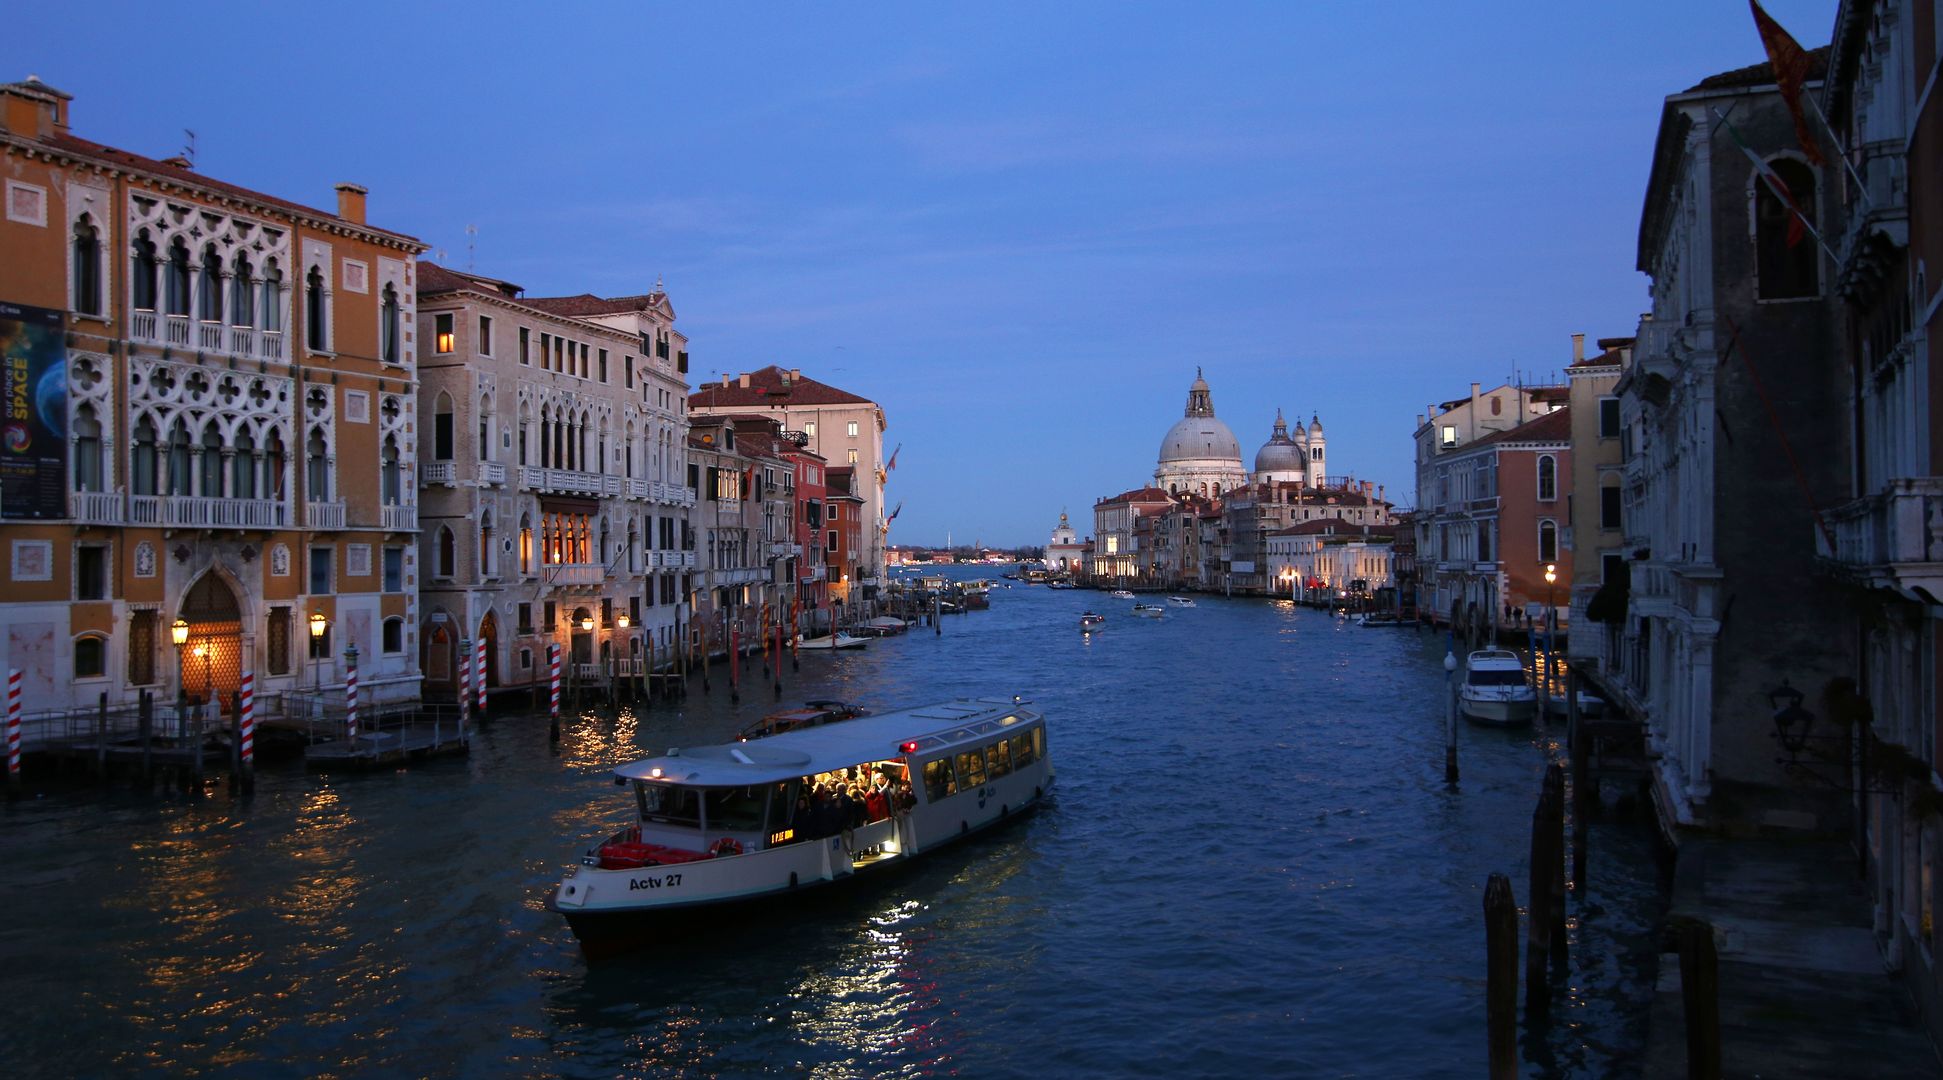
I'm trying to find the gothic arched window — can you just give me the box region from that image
[72,216,101,315]
[1755,157,1819,300]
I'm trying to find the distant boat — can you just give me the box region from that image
[1167,595,1196,607]
[1131,603,1165,619]
[1459,649,1536,727]
[1109,589,1135,599]
[796,632,868,651]
[736,700,870,741]
[1355,612,1404,627]
[856,616,910,637]
[1079,612,1106,630]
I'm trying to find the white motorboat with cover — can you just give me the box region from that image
[796,632,868,650]
[1167,595,1196,607]
[1459,649,1537,727]
[549,698,1054,953]
[1131,603,1165,619]
[1109,589,1135,599]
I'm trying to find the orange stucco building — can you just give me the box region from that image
[0,77,427,717]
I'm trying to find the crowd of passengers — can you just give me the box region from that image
[789,765,917,842]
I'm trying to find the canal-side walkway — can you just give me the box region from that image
[1643,837,1941,1077]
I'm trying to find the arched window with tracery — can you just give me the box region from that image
[232,429,257,499]
[305,265,328,351]
[131,415,159,496]
[479,510,496,577]
[230,252,254,327]
[73,404,104,492]
[131,230,158,311]
[306,427,331,502]
[199,426,224,497]
[72,215,101,315]
[381,283,401,363]
[167,421,192,495]
[198,246,223,323]
[433,392,454,461]
[166,239,192,317]
[260,259,283,334]
[265,428,287,501]
[478,393,493,462]
[520,513,533,575]
[381,436,402,505]
[436,525,456,578]
[1536,454,1557,501]
[1755,156,1820,300]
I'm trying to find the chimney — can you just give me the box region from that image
[0,75,71,137]
[334,183,368,224]
[738,373,751,389]
[1571,332,1585,364]
[1470,382,1481,398]
[791,368,802,380]
[721,374,731,388]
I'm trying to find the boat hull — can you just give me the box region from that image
[552,776,1054,959]
[1459,694,1537,727]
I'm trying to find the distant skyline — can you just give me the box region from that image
[6,1,1837,545]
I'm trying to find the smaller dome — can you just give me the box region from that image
[1308,415,1324,436]
[1254,409,1305,475]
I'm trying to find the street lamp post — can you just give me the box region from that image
[308,612,328,719]
[171,618,189,739]
[1541,562,1558,710]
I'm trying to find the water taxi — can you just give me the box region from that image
[1109,589,1136,599]
[1167,595,1197,607]
[549,698,1054,953]
[1458,649,1537,727]
[1131,603,1165,619]
[1079,611,1106,630]
[855,616,910,637]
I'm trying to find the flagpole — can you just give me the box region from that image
[1709,106,1839,269]
[1804,93,1870,208]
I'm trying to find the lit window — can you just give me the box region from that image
[435,312,455,354]
[1440,425,1457,448]
[805,422,816,438]
[847,421,859,437]
[848,449,859,465]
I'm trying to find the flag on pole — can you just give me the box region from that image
[886,444,901,472]
[1748,0,1824,165]
[1716,108,1821,252]
[887,501,903,523]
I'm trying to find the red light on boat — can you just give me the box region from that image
[900,741,920,754]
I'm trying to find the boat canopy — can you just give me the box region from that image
[612,698,1037,787]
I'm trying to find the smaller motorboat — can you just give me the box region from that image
[1167,595,1196,607]
[1109,589,1135,599]
[1079,612,1106,630]
[1459,649,1537,727]
[1131,603,1165,619]
[1355,612,1404,627]
[736,700,870,741]
[855,616,909,637]
[796,632,869,651]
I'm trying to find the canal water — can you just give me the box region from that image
[0,574,1665,1078]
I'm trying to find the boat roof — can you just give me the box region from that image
[613,698,1039,786]
[1467,649,1524,669]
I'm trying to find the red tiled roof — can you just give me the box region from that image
[1272,517,1354,536]
[1467,406,1572,449]
[418,262,524,298]
[1530,386,1570,403]
[1570,347,1627,369]
[34,132,423,248]
[1096,486,1174,506]
[690,365,874,409]
[524,292,668,317]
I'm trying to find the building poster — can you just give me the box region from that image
[0,300,66,520]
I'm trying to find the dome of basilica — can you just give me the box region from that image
[1253,409,1306,476]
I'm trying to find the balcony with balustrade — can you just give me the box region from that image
[127,310,288,362]
[545,562,604,588]
[1820,478,1943,600]
[306,501,346,530]
[381,503,417,532]
[69,491,124,525]
[421,462,458,486]
[477,461,507,486]
[519,466,610,497]
[129,494,289,529]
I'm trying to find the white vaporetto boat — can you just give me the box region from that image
[1458,649,1537,727]
[549,698,1054,954]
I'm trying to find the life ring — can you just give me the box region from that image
[711,837,743,858]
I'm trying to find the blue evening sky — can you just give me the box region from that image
[7,1,1836,546]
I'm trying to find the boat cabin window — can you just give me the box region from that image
[1009,732,1036,769]
[703,786,769,832]
[1468,669,1526,687]
[923,758,957,801]
[986,739,1012,779]
[636,782,701,826]
[956,749,988,789]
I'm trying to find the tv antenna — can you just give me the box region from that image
[181,129,197,167]
[466,224,478,271]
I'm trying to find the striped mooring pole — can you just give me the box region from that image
[238,664,256,795]
[475,639,488,715]
[458,637,472,730]
[548,643,562,742]
[344,645,360,746]
[6,667,22,797]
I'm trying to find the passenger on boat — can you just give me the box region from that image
[895,780,918,815]
[864,781,889,823]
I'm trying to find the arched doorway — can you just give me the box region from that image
[570,607,593,666]
[478,610,500,688]
[424,618,454,689]
[178,572,244,712]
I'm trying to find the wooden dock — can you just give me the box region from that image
[304,719,469,768]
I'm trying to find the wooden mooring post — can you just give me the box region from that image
[1678,918,1721,1080]
[1484,872,1518,1079]
[96,692,109,780]
[138,689,153,789]
[1524,761,1566,1020]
